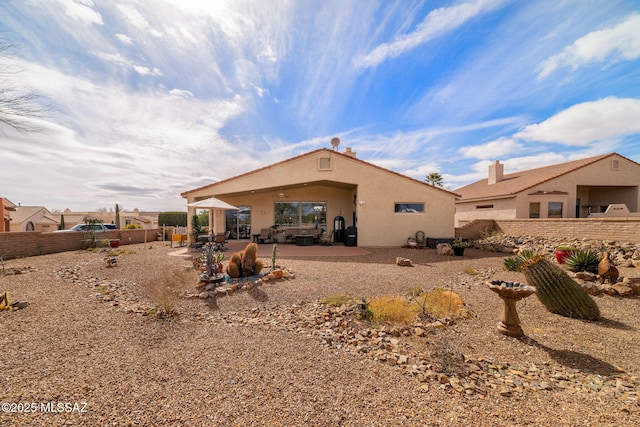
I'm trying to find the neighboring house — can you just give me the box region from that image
[181,147,458,247]
[1,197,17,232]
[9,205,58,232]
[455,153,640,227]
[53,209,159,230]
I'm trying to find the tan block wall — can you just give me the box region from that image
[0,229,162,260]
[456,218,640,242]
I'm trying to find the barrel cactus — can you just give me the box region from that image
[225,242,264,279]
[522,256,600,320]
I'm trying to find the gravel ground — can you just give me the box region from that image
[0,242,638,426]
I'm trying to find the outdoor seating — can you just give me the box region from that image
[257,228,272,243]
[214,231,230,249]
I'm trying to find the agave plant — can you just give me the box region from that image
[503,250,539,272]
[564,249,600,273]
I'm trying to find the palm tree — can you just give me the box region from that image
[425,172,444,187]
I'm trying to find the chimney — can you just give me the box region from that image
[488,160,504,184]
[343,147,356,158]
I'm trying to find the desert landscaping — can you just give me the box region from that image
[1,237,639,426]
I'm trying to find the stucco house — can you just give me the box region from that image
[455,152,640,227]
[10,205,58,232]
[1,197,17,232]
[181,147,458,247]
[53,209,159,230]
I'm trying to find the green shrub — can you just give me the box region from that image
[565,249,601,273]
[124,223,143,229]
[158,212,187,227]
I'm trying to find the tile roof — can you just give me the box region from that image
[455,153,619,201]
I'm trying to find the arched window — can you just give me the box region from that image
[25,221,35,231]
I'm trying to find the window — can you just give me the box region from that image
[318,157,332,170]
[394,203,424,213]
[529,202,540,218]
[274,202,326,227]
[611,159,619,170]
[476,204,494,209]
[548,202,563,218]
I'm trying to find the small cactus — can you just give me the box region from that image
[272,244,278,269]
[522,256,600,320]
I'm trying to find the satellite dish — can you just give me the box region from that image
[331,137,340,150]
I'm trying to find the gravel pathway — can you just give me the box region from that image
[0,243,638,426]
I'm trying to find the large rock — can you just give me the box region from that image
[436,243,453,256]
[612,284,634,296]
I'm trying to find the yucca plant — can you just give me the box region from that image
[503,250,538,271]
[564,249,600,274]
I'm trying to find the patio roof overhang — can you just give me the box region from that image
[211,179,357,199]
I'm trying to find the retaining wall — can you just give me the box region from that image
[0,229,162,260]
[456,218,640,242]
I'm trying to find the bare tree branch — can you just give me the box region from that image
[0,40,48,134]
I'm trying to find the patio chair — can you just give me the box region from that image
[214,231,230,250]
[257,228,272,243]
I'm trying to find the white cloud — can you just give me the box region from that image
[133,65,162,76]
[115,33,132,45]
[459,137,523,159]
[515,97,640,145]
[117,4,164,38]
[56,0,103,25]
[169,89,194,98]
[538,14,640,79]
[354,0,505,69]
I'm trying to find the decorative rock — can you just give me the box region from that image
[436,243,453,256]
[598,252,619,284]
[395,257,413,266]
[612,284,633,296]
[431,320,445,329]
[581,282,603,296]
[198,291,210,299]
[622,277,640,295]
[574,271,597,281]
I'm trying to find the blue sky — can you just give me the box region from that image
[1,0,640,212]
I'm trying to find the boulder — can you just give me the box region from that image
[436,243,453,256]
[612,284,634,296]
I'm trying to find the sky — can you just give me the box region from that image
[1,0,640,212]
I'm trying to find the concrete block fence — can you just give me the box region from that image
[456,218,640,243]
[0,229,162,260]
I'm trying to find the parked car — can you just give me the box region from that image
[54,223,116,232]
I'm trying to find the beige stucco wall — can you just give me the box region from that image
[455,197,516,227]
[183,150,456,247]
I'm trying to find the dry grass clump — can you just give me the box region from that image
[409,288,468,320]
[143,267,195,316]
[320,294,355,307]
[428,332,469,377]
[368,295,419,324]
